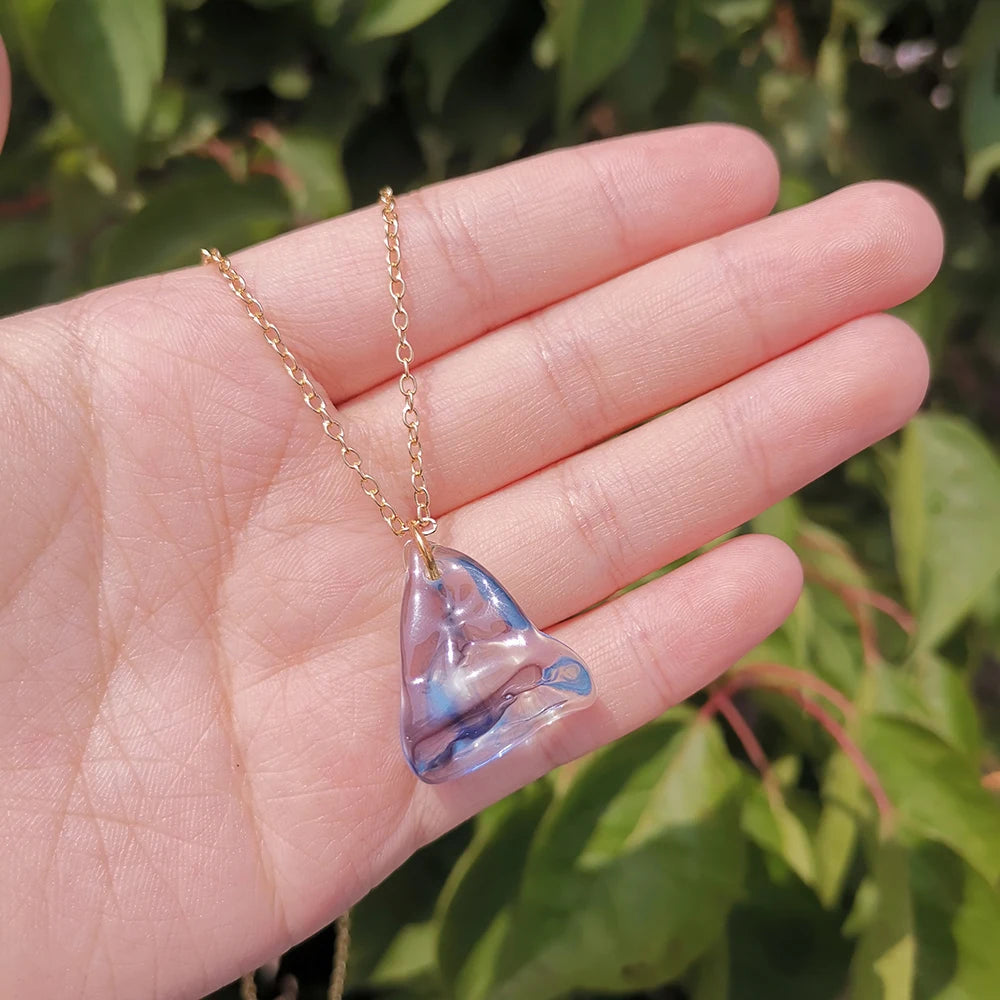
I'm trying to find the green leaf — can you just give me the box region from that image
[94,165,290,283]
[630,712,742,836]
[546,0,649,126]
[347,824,470,988]
[752,496,802,547]
[836,0,906,39]
[268,63,312,101]
[859,715,1000,885]
[421,31,548,173]
[849,840,915,1000]
[727,845,852,999]
[0,263,54,318]
[809,607,865,696]
[892,280,957,362]
[368,921,438,988]
[411,0,512,113]
[742,781,816,887]
[961,1,1000,198]
[688,932,730,1000]
[483,717,746,1000]
[872,656,982,761]
[548,711,692,866]
[9,0,165,173]
[599,1,672,127]
[312,0,346,26]
[436,782,553,1000]
[701,0,773,33]
[815,751,868,909]
[844,875,880,938]
[0,216,51,272]
[354,0,454,39]
[911,843,1000,999]
[891,414,1000,650]
[256,128,351,222]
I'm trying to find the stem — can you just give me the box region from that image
[772,1,811,73]
[840,585,915,634]
[194,137,243,179]
[804,567,881,668]
[712,692,773,784]
[702,669,894,834]
[0,190,49,218]
[736,662,856,719]
[798,527,914,663]
[784,689,894,833]
[702,663,854,721]
[799,525,863,563]
[806,566,914,635]
[249,158,305,197]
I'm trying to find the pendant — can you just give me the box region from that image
[400,540,596,783]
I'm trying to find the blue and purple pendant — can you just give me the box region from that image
[400,540,596,783]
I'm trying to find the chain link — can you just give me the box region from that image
[379,186,434,532]
[201,186,434,538]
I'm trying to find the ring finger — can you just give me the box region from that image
[444,312,929,628]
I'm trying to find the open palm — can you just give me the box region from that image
[0,126,941,999]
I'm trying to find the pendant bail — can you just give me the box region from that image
[408,521,440,580]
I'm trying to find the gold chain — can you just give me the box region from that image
[239,912,350,1000]
[379,186,434,532]
[201,187,434,538]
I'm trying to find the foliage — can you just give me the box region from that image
[1,1,999,999]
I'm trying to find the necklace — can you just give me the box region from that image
[202,187,595,783]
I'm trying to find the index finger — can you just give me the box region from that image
[206,125,780,400]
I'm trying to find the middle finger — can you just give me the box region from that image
[344,181,940,511]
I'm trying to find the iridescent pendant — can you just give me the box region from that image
[400,539,596,783]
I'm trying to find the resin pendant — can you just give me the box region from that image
[400,540,595,783]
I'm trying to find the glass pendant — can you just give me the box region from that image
[400,541,595,783]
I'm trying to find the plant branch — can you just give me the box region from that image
[0,190,49,218]
[736,662,856,719]
[807,566,914,635]
[711,691,774,784]
[842,585,914,633]
[702,667,893,834]
[804,568,881,667]
[702,663,854,721]
[783,688,894,833]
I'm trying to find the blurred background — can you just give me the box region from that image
[2,1,999,998]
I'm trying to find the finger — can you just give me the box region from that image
[445,312,928,627]
[197,125,779,399]
[345,182,942,511]
[412,534,802,833]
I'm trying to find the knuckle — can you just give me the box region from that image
[406,185,496,320]
[611,595,681,709]
[528,309,619,447]
[558,450,638,595]
[571,145,633,258]
[707,389,776,507]
[703,237,771,355]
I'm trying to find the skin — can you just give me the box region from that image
[0,91,942,999]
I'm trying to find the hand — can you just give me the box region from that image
[0,126,941,999]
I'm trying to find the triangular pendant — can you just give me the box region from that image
[400,540,595,783]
